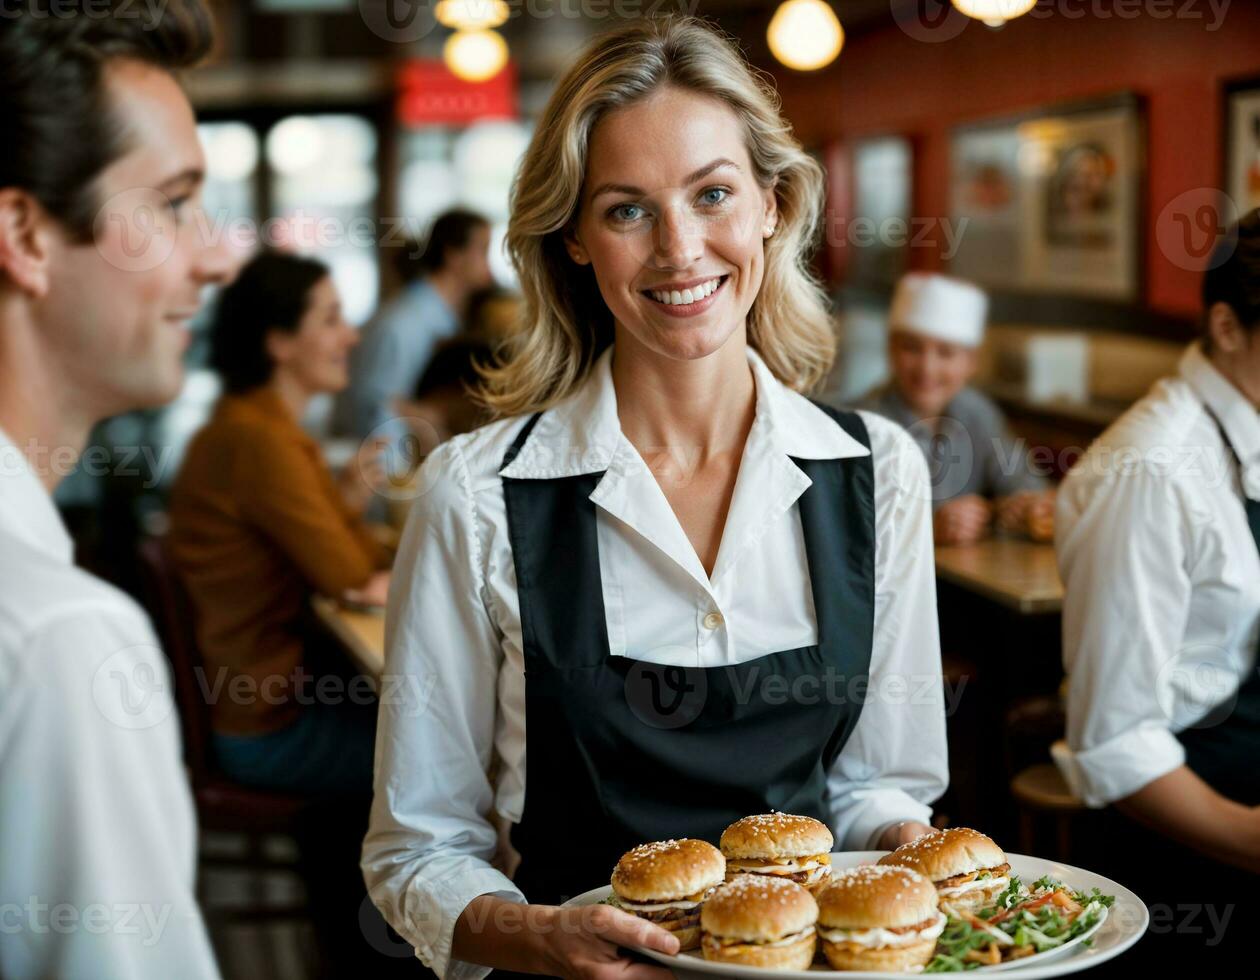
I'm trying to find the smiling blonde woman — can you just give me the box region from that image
[364,15,948,980]
[482,16,834,416]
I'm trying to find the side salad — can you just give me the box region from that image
[925,875,1115,972]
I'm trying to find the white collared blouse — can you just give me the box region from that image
[364,345,949,980]
[1056,342,1260,808]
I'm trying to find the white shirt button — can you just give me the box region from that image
[702,611,724,630]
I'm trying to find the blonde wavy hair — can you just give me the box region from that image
[479,14,835,417]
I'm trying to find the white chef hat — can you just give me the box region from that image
[887,272,989,348]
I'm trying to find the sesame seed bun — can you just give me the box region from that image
[816,866,939,931]
[816,866,942,973]
[877,827,1006,884]
[610,839,725,903]
[700,876,818,970]
[720,813,834,861]
[701,875,819,942]
[720,813,835,894]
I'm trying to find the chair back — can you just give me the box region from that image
[136,536,215,787]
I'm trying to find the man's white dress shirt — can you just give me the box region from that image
[1056,343,1260,808]
[0,427,220,980]
[364,345,949,980]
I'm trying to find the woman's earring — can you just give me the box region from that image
[763,221,776,237]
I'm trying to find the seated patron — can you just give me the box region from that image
[848,273,1055,545]
[168,250,390,793]
[333,210,495,442]
[384,290,518,504]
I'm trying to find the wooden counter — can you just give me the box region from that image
[934,536,1064,615]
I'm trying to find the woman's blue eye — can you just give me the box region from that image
[611,203,644,222]
[700,187,730,206]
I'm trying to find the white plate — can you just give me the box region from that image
[562,851,1148,978]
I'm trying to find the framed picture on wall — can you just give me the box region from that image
[1226,80,1260,216]
[848,136,913,286]
[948,126,1021,290]
[949,95,1143,302]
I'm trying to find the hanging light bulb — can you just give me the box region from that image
[767,0,844,72]
[443,28,509,83]
[434,0,508,31]
[951,0,1038,28]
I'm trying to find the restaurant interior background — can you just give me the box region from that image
[50,0,1260,976]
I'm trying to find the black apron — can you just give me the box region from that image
[1091,406,1260,973]
[498,403,877,909]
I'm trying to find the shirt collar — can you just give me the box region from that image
[1180,341,1260,470]
[498,345,870,479]
[0,425,75,563]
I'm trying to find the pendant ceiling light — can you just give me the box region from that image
[444,28,509,83]
[767,0,844,72]
[951,0,1039,28]
[435,0,509,31]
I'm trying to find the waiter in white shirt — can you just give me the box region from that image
[1056,210,1260,969]
[0,4,230,978]
[364,16,948,980]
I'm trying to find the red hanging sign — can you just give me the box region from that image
[396,59,517,127]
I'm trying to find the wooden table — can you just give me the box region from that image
[934,536,1064,615]
[311,595,385,679]
[308,523,396,680]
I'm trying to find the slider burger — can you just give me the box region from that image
[720,812,834,894]
[609,839,725,951]
[816,865,946,973]
[877,827,1011,913]
[700,874,818,969]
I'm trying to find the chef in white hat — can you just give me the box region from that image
[854,272,1053,545]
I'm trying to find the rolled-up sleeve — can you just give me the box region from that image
[1055,469,1190,808]
[826,415,950,851]
[362,438,524,980]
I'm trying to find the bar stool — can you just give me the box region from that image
[1010,739,1085,861]
[1002,690,1066,783]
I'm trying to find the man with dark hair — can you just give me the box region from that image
[1055,209,1260,968]
[0,3,229,976]
[334,207,494,439]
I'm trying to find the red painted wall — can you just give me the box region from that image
[767,3,1260,317]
